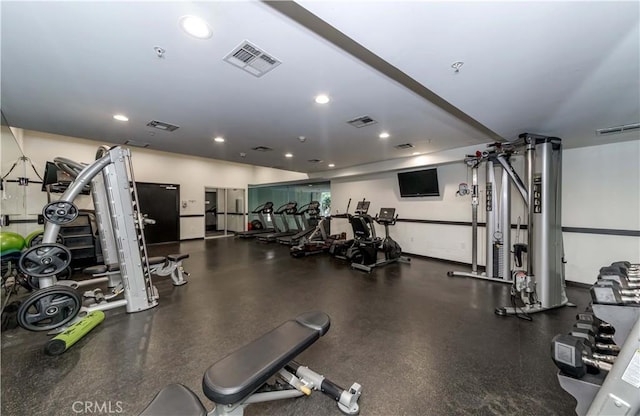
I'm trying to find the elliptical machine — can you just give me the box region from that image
[350,208,411,273]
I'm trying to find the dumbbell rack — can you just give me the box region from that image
[555,288,640,415]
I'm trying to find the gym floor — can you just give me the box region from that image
[1,237,591,416]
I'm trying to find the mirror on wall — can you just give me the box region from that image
[247,181,331,231]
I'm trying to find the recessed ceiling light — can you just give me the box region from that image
[179,15,212,39]
[285,153,293,158]
[214,136,225,143]
[379,132,390,139]
[113,114,128,122]
[315,94,330,104]
[328,163,335,168]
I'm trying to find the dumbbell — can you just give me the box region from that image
[611,261,640,277]
[611,261,640,275]
[551,334,615,378]
[575,312,614,334]
[598,267,640,287]
[569,326,618,351]
[591,280,640,305]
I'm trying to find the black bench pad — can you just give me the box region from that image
[139,384,206,416]
[202,311,330,405]
[167,253,189,262]
[83,257,168,275]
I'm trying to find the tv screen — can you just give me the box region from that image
[397,168,440,197]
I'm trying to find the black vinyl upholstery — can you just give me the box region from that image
[167,253,189,262]
[202,311,330,405]
[139,384,206,416]
[83,256,171,275]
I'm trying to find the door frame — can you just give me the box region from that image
[204,186,246,239]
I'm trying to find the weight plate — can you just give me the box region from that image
[42,201,79,225]
[18,243,72,278]
[27,232,64,247]
[17,286,82,331]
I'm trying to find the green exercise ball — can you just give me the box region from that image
[0,232,26,255]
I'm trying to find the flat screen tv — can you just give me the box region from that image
[397,168,440,197]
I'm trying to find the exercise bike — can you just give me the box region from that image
[350,208,411,273]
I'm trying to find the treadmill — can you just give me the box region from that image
[257,202,299,243]
[236,201,275,239]
[277,201,321,246]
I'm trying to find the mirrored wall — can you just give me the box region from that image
[247,181,330,230]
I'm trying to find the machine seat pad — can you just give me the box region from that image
[83,265,108,275]
[167,253,189,262]
[139,384,206,416]
[147,256,167,265]
[202,311,330,405]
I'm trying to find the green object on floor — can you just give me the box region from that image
[44,311,105,356]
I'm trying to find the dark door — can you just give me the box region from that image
[136,182,180,244]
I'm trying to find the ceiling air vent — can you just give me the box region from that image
[124,139,150,148]
[146,120,179,132]
[223,40,282,78]
[307,159,323,163]
[251,146,273,152]
[347,115,377,128]
[596,122,640,136]
[395,143,414,149]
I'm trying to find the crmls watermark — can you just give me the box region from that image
[72,401,124,414]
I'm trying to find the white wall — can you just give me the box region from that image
[19,130,307,239]
[330,140,640,284]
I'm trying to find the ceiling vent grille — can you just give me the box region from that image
[124,139,150,148]
[394,143,414,149]
[307,159,323,163]
[251,146,273,152]
[223,40,282,77]
[596,122,640,136]
[146,120,180,132]
[347,115,377,128]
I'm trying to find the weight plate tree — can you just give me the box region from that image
[18,243,72,278]
[17,286,82,331]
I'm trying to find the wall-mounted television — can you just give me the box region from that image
[397,168,440,197]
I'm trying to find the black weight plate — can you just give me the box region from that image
[18,243,72,278]
[17,286,82,331]
[42,201,79,225]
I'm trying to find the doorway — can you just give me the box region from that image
[136,182,180,244]
[205,187,246,238]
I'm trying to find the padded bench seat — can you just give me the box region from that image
[139,383,206,416]
[202,311,330,405]
[83,255,188,275]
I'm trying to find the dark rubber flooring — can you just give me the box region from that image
[1,237,591,416]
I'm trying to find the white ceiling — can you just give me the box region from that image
[2,1,638,174]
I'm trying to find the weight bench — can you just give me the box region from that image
[139,312,362,416]
[82,254,189,287]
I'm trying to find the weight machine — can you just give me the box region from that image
[450,133,570,315]
[16,146,162,331]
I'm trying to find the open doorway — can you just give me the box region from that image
[205,187,246,238]
[205,189,222,237]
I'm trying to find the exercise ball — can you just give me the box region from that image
[0,232,26,255]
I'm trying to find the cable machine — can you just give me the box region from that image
[450,133,571,315]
